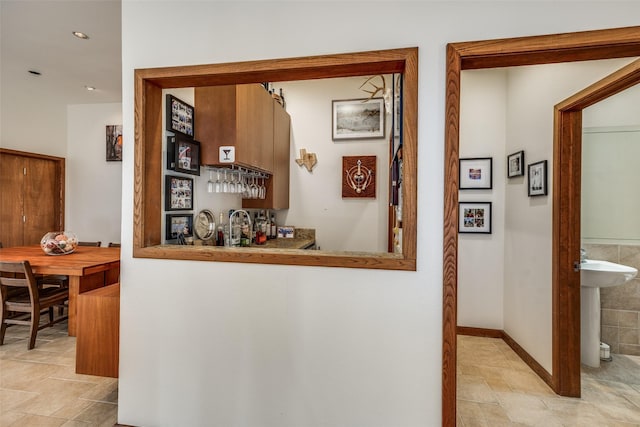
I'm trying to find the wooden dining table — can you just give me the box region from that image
[0,245,120,336]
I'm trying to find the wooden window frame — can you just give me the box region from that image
[133,48,418,271]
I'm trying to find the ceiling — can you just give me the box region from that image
[1,0,122,105]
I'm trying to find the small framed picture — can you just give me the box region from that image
[166,94,195,138]
[458,202,492,234]
[106,125,122,162]
[528,160,548,197]
[332,98,385,140]
[165,175,193,211]
[167,135,201,176]
[507,150,525,178]
[459,157,492,190]
[166,214,193,240]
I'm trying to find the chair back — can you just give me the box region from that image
[78,241,102,247]
[0,261,38,308]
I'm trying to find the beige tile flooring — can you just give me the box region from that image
[0,320,118,427]
[457,334,640,426]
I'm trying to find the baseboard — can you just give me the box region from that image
[457,326,556,391]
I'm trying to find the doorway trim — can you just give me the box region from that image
[443,26,640,427]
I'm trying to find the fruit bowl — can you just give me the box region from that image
[40,231,79,255]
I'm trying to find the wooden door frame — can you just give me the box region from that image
[443,26,640,426]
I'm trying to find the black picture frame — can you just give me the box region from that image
[167,135,201,176]
[165,175,193,211]
[166,94,195,138]
[459,157,492,190]
[458,202,492,234]
[166,214,193,240]
[507,150,525,178]
[528,160,548,197]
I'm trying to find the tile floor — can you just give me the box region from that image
[457,334,640,426]
[0,320,118,427]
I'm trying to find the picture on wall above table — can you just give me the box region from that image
[166,94,194,138]
[458,202,492,234]
[166,214,193,241]
[332,98,385,140]
[459,157,492,190]
[342,155,376,198]
[167,135,201,176]
[165,175,193,211]
[528,160,548,196]
[106,125,122,162]
[507,150,525,178]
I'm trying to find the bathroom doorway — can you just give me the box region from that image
[443,27,640,426]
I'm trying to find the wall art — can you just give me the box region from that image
[166,214,193,242]
[342,155,376,198]
[165,175,193,211]
[507,150,525,178]
[459,157,492,189]
[167,135,201,176]
[332,98,385,140]
[528,160,548,196]
[166,94,194,138]
[458,202,492,234]
[106,125,122,161]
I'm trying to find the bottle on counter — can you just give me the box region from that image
[217,212,226,246]
[270,214,277,239]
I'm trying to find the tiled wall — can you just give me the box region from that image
[582,243,640,356]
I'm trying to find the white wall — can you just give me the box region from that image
[458,69,507,329]
[119,2,640,426]
[281,76,391,252]
[66,103,123,245]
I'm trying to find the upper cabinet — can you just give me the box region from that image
[195,84,276,173]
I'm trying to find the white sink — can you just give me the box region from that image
[580,258,637,368]
[580,259,638,288]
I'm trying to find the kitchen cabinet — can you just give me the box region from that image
[0,149,65,247]
[243,99,291,210]
[195,84,274,172]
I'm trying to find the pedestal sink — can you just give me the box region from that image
[580,259,638,368]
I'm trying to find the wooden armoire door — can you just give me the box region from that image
[0,149,65,247]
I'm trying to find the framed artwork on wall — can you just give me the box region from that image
[166,94,195,138]
[332,98,385,140]
[528,160,548,196]
[165,175,193,211]
[166,214,193,241]
[342,155,376,198]
[507,150,525,178]
[167,135,201,176]
[458,202,492,234]
[106,125,122,162]
[459,157,492,190]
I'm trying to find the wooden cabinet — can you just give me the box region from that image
[195,83,291,210]
[76,283,120,378]
[0,149,65,247]
[195,84,274,172]
[243,100,291,210]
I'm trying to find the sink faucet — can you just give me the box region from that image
[580,248,587,263]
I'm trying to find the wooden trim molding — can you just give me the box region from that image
[134,47,418,270]
[444,26,640,427]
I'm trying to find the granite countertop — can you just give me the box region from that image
[251,228,315,250]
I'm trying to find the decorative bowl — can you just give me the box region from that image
[40,231,79,255]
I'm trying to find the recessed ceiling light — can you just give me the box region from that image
[72,31,90,39]
[28,70,41,76]
[85,86,96,91]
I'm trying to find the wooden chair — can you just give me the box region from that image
[0,261,69,350]
[79,241,101,247]
[108,242,120,248]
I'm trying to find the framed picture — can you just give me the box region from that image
[507,150,525,178]
[459,157,492,190]
[166,94,195,138]
[458,202,492,234]
[165,175,193,211]
[332,98,385,140]
[167,135,201,176]
[528,160,548,196]
[166,214,193,240]
[342,155,376,198]
[106,125,122,161]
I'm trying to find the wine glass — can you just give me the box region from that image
[250,175,259,199]
[214,169,222,193]
[222,169,229,193]
[207,169,214,193]
[259,177,266,199]
[228,169,237,193]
